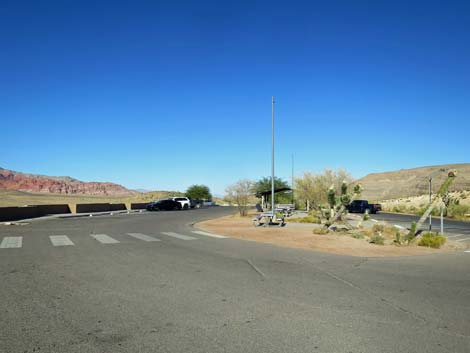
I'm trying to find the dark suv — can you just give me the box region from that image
[347,200,380,214]
[146,199,182,211]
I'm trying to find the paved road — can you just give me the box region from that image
[371,212,470,242]
[1,207,469,353]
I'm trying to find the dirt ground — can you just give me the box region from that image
[196,212,465,257]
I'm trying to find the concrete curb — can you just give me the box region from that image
[2,209,147,225]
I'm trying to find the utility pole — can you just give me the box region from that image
[429,177,432,232]
[271,96,275,220]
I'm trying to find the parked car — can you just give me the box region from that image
[347,200,381,214]
[146,199,182,211]
[170,197,191,209]
[190,199,203,209]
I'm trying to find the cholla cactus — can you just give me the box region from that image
[327,186,336,209]
[340,181,351,206]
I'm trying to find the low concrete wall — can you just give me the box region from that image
[109,203,126,211]
[0,206,41,222]
[35,204,71,215]
[130,203,148,210]
[76,203,111,213]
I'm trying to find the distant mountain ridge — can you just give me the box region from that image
[356,163,470,201]
[0,167,136,196]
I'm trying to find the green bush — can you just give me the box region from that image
[418,232,446,249]
[369,234,385,245]
[363,213,370,221]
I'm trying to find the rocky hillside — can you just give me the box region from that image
[0,168,137,196]
[357,163,470,201]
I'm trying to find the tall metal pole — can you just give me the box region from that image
[291,154,294,205]
[429,177,432,232]
[271,96,275,218]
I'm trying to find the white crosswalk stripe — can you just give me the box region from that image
[161,232,196,240]
[90,234,120,244]
[50,235,74,247]
[0,236,22,249]
[127,233,160,242]
[191,230,228,239]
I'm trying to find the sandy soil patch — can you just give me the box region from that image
[196,213,464,257]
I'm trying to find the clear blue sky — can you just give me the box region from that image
[1,1,469,195]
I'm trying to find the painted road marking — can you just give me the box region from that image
[456,238,470,242]
[90,234,120,244]
[394,224,405,229]
[372,219,379,223]
[447,234,465,238]
[191,230,228,239]
[50,235,74,247]
[127,233,160,242]
[464,250,470,253]
[0,236,23,249]
[161,232,196,240]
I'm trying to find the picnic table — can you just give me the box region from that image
[252,211,286,227]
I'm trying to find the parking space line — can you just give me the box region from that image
[50,235,74,247]
[191,230,228,239]
[127,233,160,242]
[90,234,120,244]
[0,236,23,249]
[161,232,196,240]
[447,234,465,238]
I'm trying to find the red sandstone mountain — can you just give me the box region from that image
[0,168,137,196]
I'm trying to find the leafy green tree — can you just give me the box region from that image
[186,184,212,200]
[253,177,291,204]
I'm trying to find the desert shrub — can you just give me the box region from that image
[372,224,385,233]
[447,204,470,219]
[369,234,385,245]
[363,213,370,221]
[418,232,446,249]
[352,233,365,239]
[394,231,402,245]
[287,216,320,223]
[308,210,320,217]
[314,227,329,235]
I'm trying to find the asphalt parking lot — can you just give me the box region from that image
[1,207,469,353]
